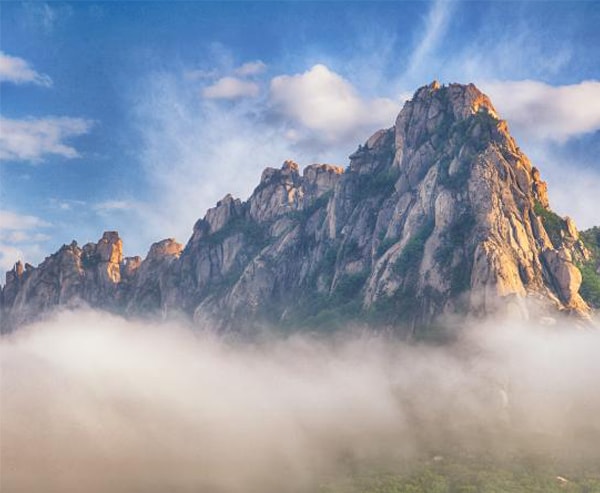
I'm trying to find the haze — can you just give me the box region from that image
[2,310,599,492]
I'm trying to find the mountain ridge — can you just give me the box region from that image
[2,81,598,334]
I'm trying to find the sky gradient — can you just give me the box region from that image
[1,1,599,271]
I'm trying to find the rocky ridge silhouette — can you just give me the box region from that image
[3,82,599,334]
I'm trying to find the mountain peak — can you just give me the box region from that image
[407,81,499,126]
[2,81,596,333]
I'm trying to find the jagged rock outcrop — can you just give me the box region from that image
[3,261,26,309]
[1,82,595,334]
[125,238,183,315]
[1,233,132,329]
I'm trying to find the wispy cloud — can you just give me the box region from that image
[186,60,266,86]
[0,210,50,231]
[481,80,600,142]
[456,36,572,83]
[202,76,260,99]
[184,68,219,81]
[132,72,292,244]
[2,231,51,243]
[0,51,52,87]
[48,198,87,212]
[22,2,71,33]
[0,243,27,272]
[0,241,50,272]
[0,116,93,163]
[394,2,572,93]
[404,0,452,81]
[234,60,267,77]
[0,210,51,271]
[93,200,141,214]
[130,63,398,245]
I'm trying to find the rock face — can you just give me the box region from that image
[1,82,594,333]
[1,233,132,330]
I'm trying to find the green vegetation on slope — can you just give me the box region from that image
[366,221,438,329]
[434,209,476,296]
[392,220,435,277]
[531,206,600,309]
[319,457,600,493]
[579,227,600,308]
[279,221,437,332]
[205,216,269,248]
[355,168,400,201]
[579,264,600,308]
[533,200,567,249]
[581,227,600,257]
[287,190,333,224]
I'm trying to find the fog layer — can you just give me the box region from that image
[1,310,599,492]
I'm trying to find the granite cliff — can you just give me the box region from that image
[2,82,598,334]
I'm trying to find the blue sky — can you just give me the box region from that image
[1,1,599,271]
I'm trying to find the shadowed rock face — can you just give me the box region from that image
[1,82,593,333]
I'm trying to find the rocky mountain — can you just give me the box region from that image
[2,82,598,334]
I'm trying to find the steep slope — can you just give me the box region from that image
[579,227,600,308]
[1,82,593,333]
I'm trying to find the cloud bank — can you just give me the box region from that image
[483,80,600,142]
[2,310,599,492]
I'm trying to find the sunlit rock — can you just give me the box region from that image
[2,82,595,333]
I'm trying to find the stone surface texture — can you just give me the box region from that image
[1,82,592,333]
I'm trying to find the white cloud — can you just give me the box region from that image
[404,0,452,81]
[482,80,600,142]
[234,60,267,77]
[513,143,600,230]
[0,241,49,272]
[0,243,27,272]
[132,73,294,246]
[453,38,572,84]
[0,210,51,272]
[48,198,87,212]
[547,166,600,230]
[0,210,50,231]
[0,51,52,87]
[93,200,140,214]
[3,231,51,243]
[202,77,260,99]
[0,116,93,163]
[390,3,575,100]
[269,64,400,144]
[126,64,404,247]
